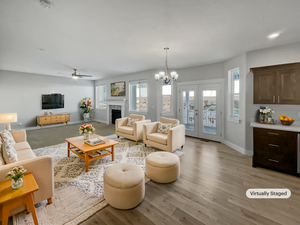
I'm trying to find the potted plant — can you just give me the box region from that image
[80,98,93,122]
[79,124,96,140]
[5,166,27,190]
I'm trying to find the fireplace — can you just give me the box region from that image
[109,105,122,125]
[106,100,126,125]
[111,109,121,125]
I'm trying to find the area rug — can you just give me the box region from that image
[13,135,184,225]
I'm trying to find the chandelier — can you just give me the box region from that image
[154,47,178,84]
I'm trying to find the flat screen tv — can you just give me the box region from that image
[42,94,64,109]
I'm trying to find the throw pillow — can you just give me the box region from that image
[0,140,5,166]
[2,142,18,164]
[127,118,139,127]
[0,130,16,146]
[157,122,177,134]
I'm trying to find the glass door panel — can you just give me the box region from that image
[180,86,198,137]
[202,90,217,134]
[183,91,195,131]
[199,84,221,142]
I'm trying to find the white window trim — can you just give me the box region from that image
[129,80,148,113]
[227,68,240,123]
[162,80,174,116]
[226,117,240,123]
[96,85,107,110]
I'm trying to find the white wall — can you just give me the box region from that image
[0,70,94,129]
[223,53,247,153]
[94,62,224,124]
[245,42,300,153]
[176,62,224,82]
[94,70,158,123]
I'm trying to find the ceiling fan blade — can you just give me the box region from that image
[77,75,93,77]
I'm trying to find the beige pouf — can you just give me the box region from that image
[145,152,180,183]
[104,163,145,209]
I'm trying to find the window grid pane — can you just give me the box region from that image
[163,96,171,112]
[98,85,106,108]
[130,81,147,111]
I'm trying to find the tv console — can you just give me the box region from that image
[37,114,70,128]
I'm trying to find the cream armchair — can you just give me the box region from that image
[115,114,151,144]
[143,117,185,152]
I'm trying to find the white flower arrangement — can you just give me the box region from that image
[259,107,274,116]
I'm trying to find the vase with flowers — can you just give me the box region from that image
[259,107,274,123]
[79,124,96,140]
[80,98,93,122]
[5,166,27,190]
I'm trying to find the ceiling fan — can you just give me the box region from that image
[71,69,93,79]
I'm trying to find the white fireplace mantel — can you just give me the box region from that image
[106,99,126,124]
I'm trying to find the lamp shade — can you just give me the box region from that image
[0,113,18,123]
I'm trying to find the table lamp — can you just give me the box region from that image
[0,113,18,131]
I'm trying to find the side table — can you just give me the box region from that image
[0,173,39,225]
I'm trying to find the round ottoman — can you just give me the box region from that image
[145,152,180,183]
[104,163,145,209]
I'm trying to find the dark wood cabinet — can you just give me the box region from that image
[253,70,276,104]
[253,127,298,176]
[251,62,300,104]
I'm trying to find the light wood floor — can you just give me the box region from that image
[81,136,300,225]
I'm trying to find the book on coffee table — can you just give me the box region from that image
[89,152,100,158]
[84,138,105,146]
[97,149,109,155]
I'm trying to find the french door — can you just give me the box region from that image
[179,83,222,142]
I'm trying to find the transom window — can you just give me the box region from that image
[129,81,148,112]
[96,85,106,109]
[162,80,172,113]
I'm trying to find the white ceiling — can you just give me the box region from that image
[1,0,300,80]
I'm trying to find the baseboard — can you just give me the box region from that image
[93,119,107,124]
[223,140,253,156]
[21,120,84,131]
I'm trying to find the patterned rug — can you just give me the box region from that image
[13,135,184,225]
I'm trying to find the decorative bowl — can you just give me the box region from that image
[280,120,294,126]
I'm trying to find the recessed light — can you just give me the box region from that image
[268,33,281,39]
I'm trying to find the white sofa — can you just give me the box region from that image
[143,117,185,152]
[115,114,151,144]
[0,130,54,216]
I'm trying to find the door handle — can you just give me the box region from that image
[278,96,280,103]
[268,159,279,163]
[195,113,198,115]
[273,96,275,103]
[268,132,279,135]
[268,144,279,147]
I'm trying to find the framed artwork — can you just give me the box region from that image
[111,81,126,97]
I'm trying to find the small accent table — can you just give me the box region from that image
[0,173,39,225]
[65,134,119,172]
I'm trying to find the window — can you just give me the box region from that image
[162,80,172,113]
[129,81,147,111]
[228,68,239,118]
[96,85,106,109]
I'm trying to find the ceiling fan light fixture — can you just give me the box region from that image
[72,76,79,80]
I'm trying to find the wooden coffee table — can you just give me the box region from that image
[65,134,119,172]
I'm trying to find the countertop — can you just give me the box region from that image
[250,122,300,132]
